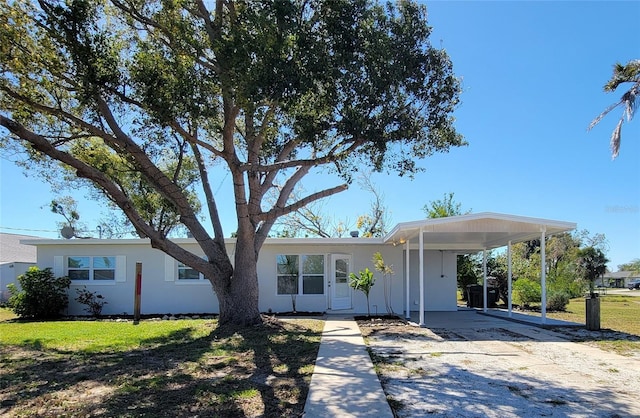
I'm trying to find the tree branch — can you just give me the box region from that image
[191,142,226,242]
[245,138,363,173]
[257,183,348,224]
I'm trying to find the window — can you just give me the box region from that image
[178,262,204,280]
[277,255,299,294]
[68,256,116,281]
[277,254,324,295]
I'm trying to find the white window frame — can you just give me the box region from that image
[168,256,212,286]
[177,261,206,281]
[276,254,325,296]
[67,256,117,281]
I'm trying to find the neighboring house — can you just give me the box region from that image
[23,212,576,324]
[0,233,39,302]
[599,271,640,288]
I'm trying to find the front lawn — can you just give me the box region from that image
[546,295,640,355]
[546,295,640,335]
[0,309,323,417]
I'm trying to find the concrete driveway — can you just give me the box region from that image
[605,288,640,296]
[360,310,640,418]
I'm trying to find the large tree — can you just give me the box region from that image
[422,192,477,296]
[423,191,471,219]
[589,59,639,159]
[0,0,464,326]
[275,172,390,238]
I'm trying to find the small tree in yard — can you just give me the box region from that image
[7,267,71,319]
[277,255,299,313]
[349,268,376,317]
[373,252,394,314]
[577,247,609,295]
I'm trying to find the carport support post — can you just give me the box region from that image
[540,228,547,325]
[405,240,410,319]
[419,227,425,326]
[482,249,487,312]
[508,241,513,317]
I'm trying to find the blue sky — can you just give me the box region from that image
[1,1,639,270]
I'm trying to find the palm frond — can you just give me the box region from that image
[604,60,640,91]
[610,118,623,160]
[591,61,640,159]
[623,83,638,122]
[588,100,622,131]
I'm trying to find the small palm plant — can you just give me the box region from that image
[373,252,394,314]
[349,268,376,316]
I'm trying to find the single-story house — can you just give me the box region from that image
[0,233,39,302]
[598,271,640,288]
[22,212,576,325]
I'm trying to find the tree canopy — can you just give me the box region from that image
[1,0,464,326]
[618,258,640,273]
[423,192,471,219]
[577,246,609,293]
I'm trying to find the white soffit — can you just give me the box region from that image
[383,212,576,251]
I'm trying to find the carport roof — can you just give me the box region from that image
[383,212,576,252]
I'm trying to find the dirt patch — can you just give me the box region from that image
[358,318,640,417]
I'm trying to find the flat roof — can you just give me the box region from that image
[383,212,576,251]
[22,212,576,252]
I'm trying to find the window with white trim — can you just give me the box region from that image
[68,256,116,281]
[177,262,205,280]
[277,254,324,295]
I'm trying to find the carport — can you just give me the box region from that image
[383,212,577,326]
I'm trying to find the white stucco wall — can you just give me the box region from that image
[35,241,221,316]
[0,262,35,302]
[28,238,458,316]
[406,250,458,311]
[256,242,405,315]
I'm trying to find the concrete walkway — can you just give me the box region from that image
[409,307,583,328]
[478,308,583,327]
[303,317,393,418]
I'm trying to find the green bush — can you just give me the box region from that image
[512,278,541,308]
[75,287,108,317]
[548,272,585,299]
[7,267,71,319]
[547,292,570,312]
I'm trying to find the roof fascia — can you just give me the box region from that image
[21,237,386,246]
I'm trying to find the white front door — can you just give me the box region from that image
[330,254,352,310]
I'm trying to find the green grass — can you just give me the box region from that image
[0,307,17,322]
[546,295,640,355]
[0,317,212,353]
[0,311,324,417]
[546,295,640,336]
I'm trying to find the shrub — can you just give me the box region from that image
[75,287,108,316]
[349,267,376,316]
[547,292,570,312]
[7,267,71,319]
[512,278,541,308]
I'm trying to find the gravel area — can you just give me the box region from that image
[360,315,640,418]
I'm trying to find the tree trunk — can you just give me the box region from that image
[215,235,261,327]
